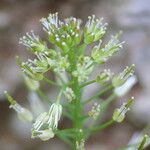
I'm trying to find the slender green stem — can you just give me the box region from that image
[89,119,114,133]
[80,79,96,88]
[68,48,83,146]
[83,84,113,104]
[43,76,58,86]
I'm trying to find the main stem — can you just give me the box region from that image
[68,49,82,147]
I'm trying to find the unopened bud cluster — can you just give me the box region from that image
[88,103,101,120]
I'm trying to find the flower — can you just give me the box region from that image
[92,34,124,64]
[72,56,93,82]
[114,75,137,97]
[63,87,75,102]
[31,112,54,141]
[40,13,82,52]
[88,103,101,120]
[40,13,60,33]
[47,103,62,129]
[96,69,114,85]
[76,139,85,150]
[31,102,62,141]
[5,91,33,122]
[84,15,107,44]
[37,129,55,141]
[112,97,134,123]
[112,64,135,87]
[16,52,50,81]
[19,30,46,53]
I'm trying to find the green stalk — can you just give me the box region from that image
[43,76,58,86]
[68,48,83,146]
[80,79,96,88]
[89,119,114,133]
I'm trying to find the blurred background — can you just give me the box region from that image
[0,0,150,149]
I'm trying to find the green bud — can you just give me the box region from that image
[112,64,135,87]
[112,97,134,123]
[19,30,46,53]
[84,15,107,44]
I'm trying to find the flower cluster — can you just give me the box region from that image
[5,12,144,149]
[72,56,93,82]
[84,15,107,44]
[63,87,75,102]
[40,13,82,52]
[19,30,46,53]
[92,34,124,64]
[88,103,101,120]
[31,103,62,141]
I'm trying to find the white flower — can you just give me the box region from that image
[31,102,62,141]
[31,112,54,141]
[112,97,134,123]
[37,129,54,141]
[32,112,48,131]
[114,75,137,97]
[47,103,62,129]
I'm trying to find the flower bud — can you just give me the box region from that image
[92,34,124,64]
[112,97,134,123]
[96,69,113,85]
[84,15,107,44]
[63,87,75,102]
[19,30,46,53]
[112,64,135,87]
